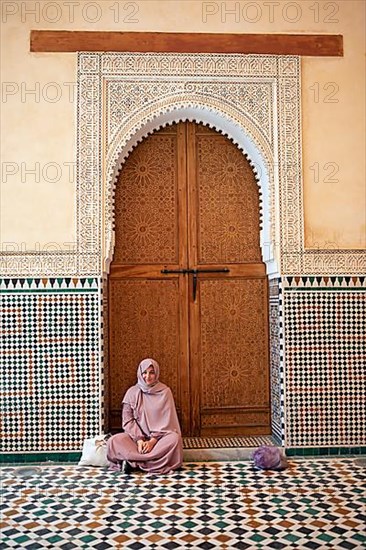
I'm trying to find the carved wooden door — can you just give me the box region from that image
[109,122,270,436]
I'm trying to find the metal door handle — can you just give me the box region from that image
[193,268,230,274]
[161,268,229,301]
[161,268,191,274]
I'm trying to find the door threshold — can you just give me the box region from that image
[183,435,279,462]
[183,435,277,449]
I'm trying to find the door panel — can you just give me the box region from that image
[109,125,190,433]
[109,122,270,436]
[195,277,270,435]
[187,123,270,436]
[113,127,181,265]
[192,124,262,264]
[109,277,187,430]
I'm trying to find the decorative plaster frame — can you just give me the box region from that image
[84,52,297,277]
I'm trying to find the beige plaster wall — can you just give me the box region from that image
[1,0,365,253]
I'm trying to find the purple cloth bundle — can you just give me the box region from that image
[252,445,288,471]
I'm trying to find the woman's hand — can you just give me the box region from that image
[143,437,157,453]
[137,437,157,454]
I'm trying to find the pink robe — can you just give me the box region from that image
[107,359,183,474]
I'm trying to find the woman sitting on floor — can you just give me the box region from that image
[107,358,183,475]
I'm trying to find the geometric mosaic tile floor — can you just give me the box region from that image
[1,459,365,549]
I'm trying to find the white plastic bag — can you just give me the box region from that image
[78,435,110,467]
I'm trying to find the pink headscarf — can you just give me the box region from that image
[136,358,165,393]
[122,358,181,436]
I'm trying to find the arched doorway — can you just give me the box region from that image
[108,121,270,436]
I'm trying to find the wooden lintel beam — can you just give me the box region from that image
[30,31,343,57]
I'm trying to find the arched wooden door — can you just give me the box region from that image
[108,122,270,436]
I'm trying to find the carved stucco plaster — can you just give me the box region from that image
[99,53,290,277]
